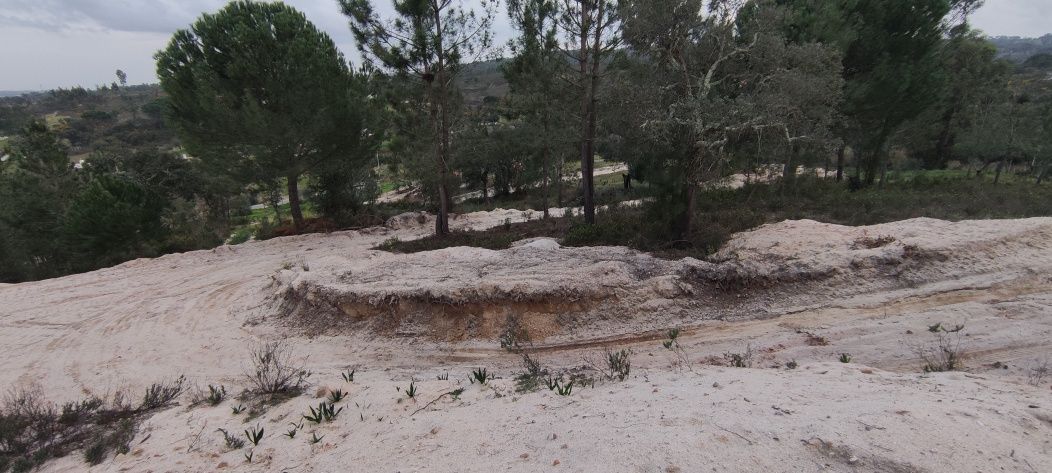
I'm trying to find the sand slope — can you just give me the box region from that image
[1,212,1050,472]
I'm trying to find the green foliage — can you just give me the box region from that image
[604,349,632,381]
[231,404,245,415]
[303,402,343,424]
[244,425,264,446]
[206,385,227,406]
[139,376,186,411]
[403,382,418,399]
[469,368,491,385]
[838,353,852,363]
[308,432,324,445]
[327,389,346,403]
[157,0,373,231]
[341,369,356,383]
[217,428,245,450]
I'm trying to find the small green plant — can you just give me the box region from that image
[403,381,418,398]
[231,404,245,415]
[449,388,465,400]
[284,427,298,439]
[328,389,345,403]
[309,432,324,445]
[469,368,491,385]
[244,425,264,446]
[341,369,356,383]
[928,323,942,333]
[917,323,966,372]
[303,402,343,424]
[217,428,245,449]
[605,349,632,381]
[207,385,227,406]
[555,381,574,396]
[662,328,681,350]
[436,372,449,381]
[244,450,254,463]
[785,360,798,370]
[724,346,753,368]
[839,353,852,363]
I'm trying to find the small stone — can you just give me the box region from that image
[847,456,859,465]
[520,453,529,459]
[553,460,561,466]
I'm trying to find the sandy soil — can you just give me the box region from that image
[1,209,1050,472]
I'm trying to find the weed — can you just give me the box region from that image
[915,323,966,372]
[927,323,942,333]
[245,340,310,396]
[662,328,680,350]
[327,389,345,403]
[206,385,226,406]
[308,432,324,445]
[304,402,342,424]
[436,372,449,381]
[244,425,264,446]
[284,428,297,439]
[785,360,798,370]
[231,404,245,415]
[499,314,530,352]
[469,368,491,385]
[545,377,559,391]
[724,346,754,368]
[514,354,549,392]
[555,381,574,396]
[341,369,356,383]
[838,353,852,363]
[244,449,254,463]
[597,349,632,381]
[403,382,418,399]
[140,375,186,410]
[217,428,245,450]
[449,388,465,401]
[1028,358,1050,386]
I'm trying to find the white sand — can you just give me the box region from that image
[1,210,1050,472]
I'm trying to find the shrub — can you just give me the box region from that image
[724,346,753,368]
[499,315,530,352]
[916,323,966,372]
[139,375,186,410]
[514,354,548,392]
[206,385,226,406]
[245,340,310,396]
[594,349,631,381]
[217,428,245,450]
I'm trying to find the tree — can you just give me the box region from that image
[559,0,620,224]
[617,0,841,233]
[115,69,128,87]
[341,0,495,236]
[784,0,954,185]
[156,1,370,232]
[0,120,78,281]
[504,0,574,214]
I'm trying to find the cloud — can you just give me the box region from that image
[0,0,223,33]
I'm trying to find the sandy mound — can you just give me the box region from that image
[1,211,1050,472]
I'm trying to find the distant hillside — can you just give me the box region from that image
[989,34,1052,62]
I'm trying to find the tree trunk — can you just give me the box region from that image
[994,158,1005,184]
[578,1,596,224]
[287,175,303,233]
[835,145,845,182]
[1037,164,1049,185]
[556,155,564,207]
[542,122,552,219]
[683,183,697,237]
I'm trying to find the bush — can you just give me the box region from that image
[915,323,966,372]
[245,340,310,396]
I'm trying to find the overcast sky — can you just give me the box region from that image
[0,0,1048,91]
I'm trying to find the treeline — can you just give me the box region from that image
[3,0,1052,282]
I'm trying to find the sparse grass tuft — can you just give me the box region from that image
[139,375,186,411]
[403,382,418,399]
[341,369,356,383]
[838,353,852,364]
[231,404,245,415]
[327,389,345,403]
[206,385,226,406]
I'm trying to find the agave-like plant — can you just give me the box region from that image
[245,425,264,446]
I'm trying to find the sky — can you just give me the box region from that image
[0,0,1048,91]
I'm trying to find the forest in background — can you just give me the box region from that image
[1,0,1051,283]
